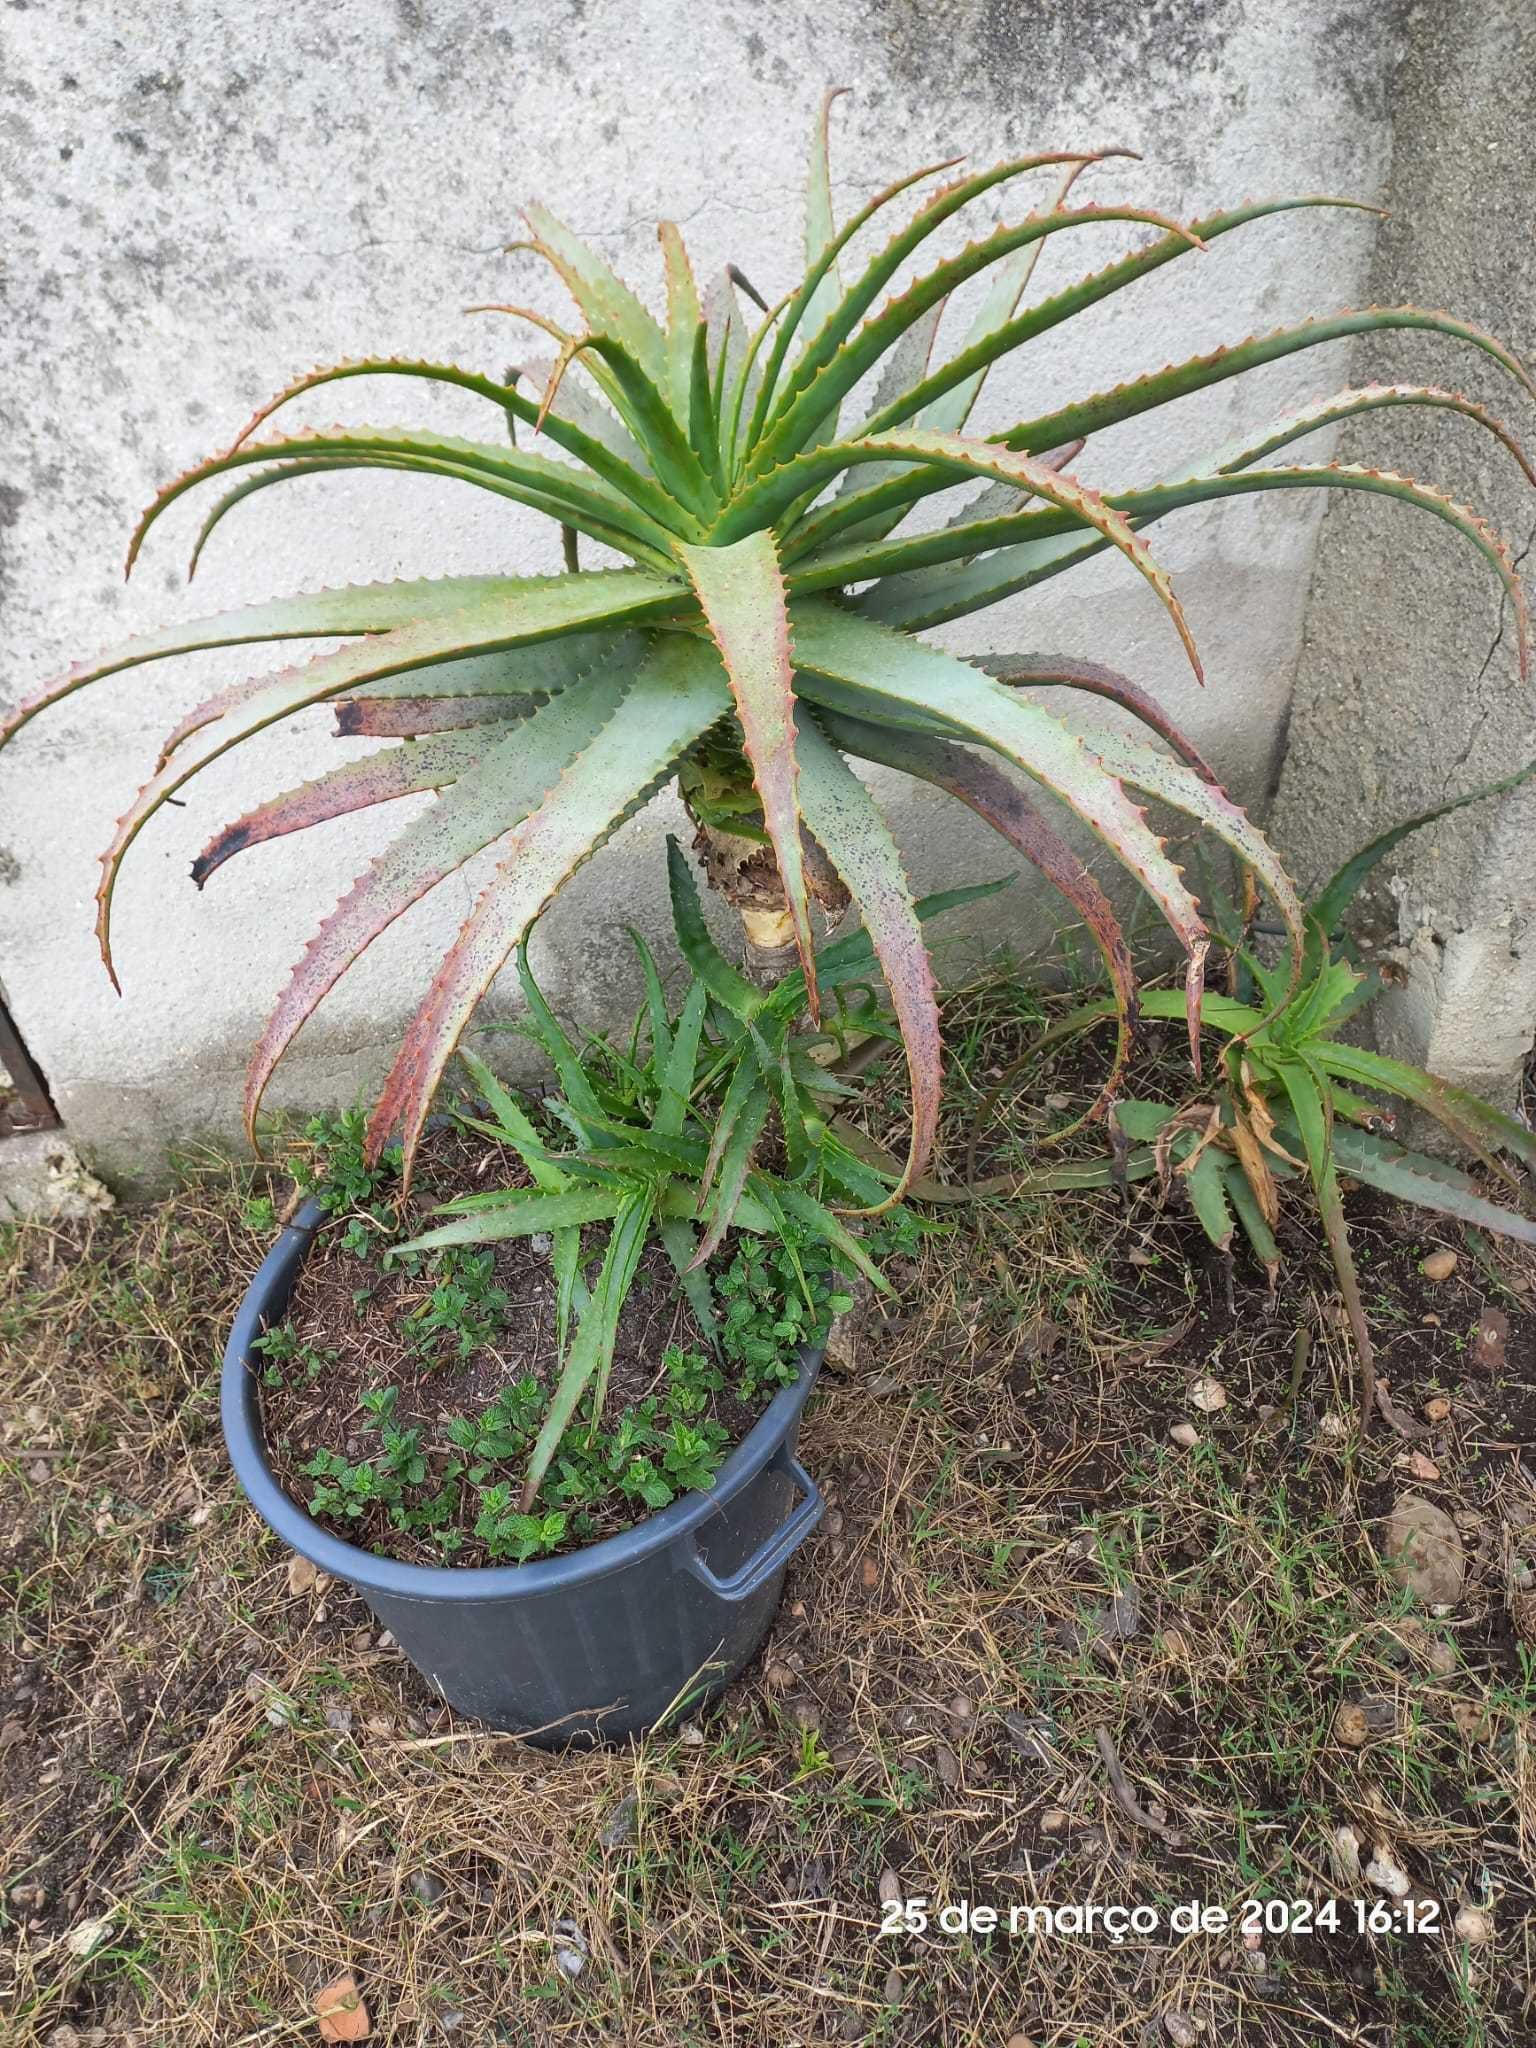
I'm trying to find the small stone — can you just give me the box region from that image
[186,1503,213,1527]
[865,1373,901,1398]
[932,1742,960,1789]
[1168,1422,1200,1449]
[791,1698,821,1732]
[1419,1249,1457,1282]
[1319,1411,1348,1440]
[552,1918,588,1978]
[1366,1848,1412,1898]
[1385,1495,1465,1606]
[764,1660,795,1694]
[1332,1823,1362,1882]
[1454,1905,1493,1944]
[286,1553,317,1596]
[1163,2015,1198,2047]
[948,1692,973,1722]
[1189,1377,1227,1413]
[1423,1396,1452,1423]
[678,1721,705,1747]
[1040,1807,1068,1833]
[28,1460,49,1485]
[1127,1247,1157,1267]
[883,1967,903,2006]
[878,1868,903,1907]
[64,1916,115,1959]
[860,1556,878,1590]
[409,1868,446,1905]
[822,1509,844,1539]
[1335,1698,1395,1747]
[1045,1093,1071,1112]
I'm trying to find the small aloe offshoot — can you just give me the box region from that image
[977,766,1536,1426]
[391,857,993,1508]
[4,92,1532,1198]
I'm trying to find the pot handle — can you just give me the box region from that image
[679,1443,823,1602]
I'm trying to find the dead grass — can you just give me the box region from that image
[3,982,1536,2046]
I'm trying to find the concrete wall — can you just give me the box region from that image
[1270,0,1536,1114]
[0,1,1396,1188]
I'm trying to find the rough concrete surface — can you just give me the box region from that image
[1,1,1395,1187]
[1271,0,1536,1109]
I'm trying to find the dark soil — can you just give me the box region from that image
[261,1125,763,1567]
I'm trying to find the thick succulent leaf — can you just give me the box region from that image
[745,153,964,453]
[763,876,1013,1022]
[396,1187,624,1251]
[1312,754,1536,935]
[758,179,1171,467]
[818,707,1136,1133]
[759,1176,891,1292]
[691,1082,772,1266]
[568,332,720,519]
[859,524,1106,633]
[97,572,684,984]
[1223,1159,1282,1274]
[242,673,634,1137]
[665,834,764,1021]
[855,196,1377,441]
[789,600,1208,960]
[802,88,849,339]
[791,710,940,1207]
[226,354,664,514]
[1182,1142,1235,1252]
[1071,719,1306,1006]
[0,578,522,751]
[512,352,650,473]
[1275,1055,1374,1392]
[997,309,1536,457]
[364,636,732,1184]
[819,302,947,537]
[1311,1041,1536,1175]
[677,532,817,1001]
[659,220,704,422]
[917,154,1104,435]
[656,979,708,1137]
[350,632,641,703]
[129,427,677,574]
[1330,1125,1536,1245]
[977,652,1219,782]
[776,431,1203,683]
[331,695,535,738]
[192,731,484,887]
[522,200,671,398]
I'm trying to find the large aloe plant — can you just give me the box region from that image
[5,94,1531,1198]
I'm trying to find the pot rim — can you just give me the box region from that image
[222,1197,823,1602]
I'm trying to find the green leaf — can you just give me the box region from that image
[791,711,940,1206]
[394,1187,623,1250]
[656,979,708,1137]
[1330,1126,1536,1245]
[1182,1143,1235,1251]
[456,1049,570,1195]
[1310,1042,1536,1176]
[677,532,818,996]
[666,833,764,1020]
[364,635,732,1185]
[244,671,636,1137]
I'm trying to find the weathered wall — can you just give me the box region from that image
[1270,0,1536,1111]
[0,1,1394,1188]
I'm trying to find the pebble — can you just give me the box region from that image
[1420,1249,1457,1282]
[1189,1377,1227,1413]
[1168,1422,1200,1448]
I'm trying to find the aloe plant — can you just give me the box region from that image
[979,766,1536,1422]
[5,93,1531,1199]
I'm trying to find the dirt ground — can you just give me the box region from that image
[3,978,1535,2047]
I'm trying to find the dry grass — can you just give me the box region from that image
[3,981,1536,2046]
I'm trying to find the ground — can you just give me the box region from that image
[3,975,1535,2047]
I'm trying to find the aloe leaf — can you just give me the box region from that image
[191,731,482,887]
[819,707,1136,1135]
[745,152,965,453]
[773,431,1203,685]
[976,652,1220,782]
[1312,755,1536,935]
[242,672,634,1138]
[1182,1144,1235,1251]
[511,351,650,472]
[801,87,850,382]
[1223,1159,1281,1272]
[364,637,732,1185]
[1073,718,1306,1006]
[677,531,818,1001]
[514,943,607,1128]
[659,1213,718,1341]
[327,694,533,738]
[1311,1041,1536,1175]
[223,354,670,521]
[1274,1055,1373,1396]
[665,833,764,1020]
[627,927,674,1071]
[762,1176,892,1293]
[659,220,704,422]
[99,574,679,987]
[395,1186,622,1251]
[789,713,941,1206]
[523,200,672,398]
[789,601,1208,964]
[1330,1126,1536,1245]
[995,309,1536,459]
[760,876,1012,1020]
[128,427,678,574]
[569,332,720,519]
[852,196,1378,443]
[697,1041,764,1202]
[918,154,1106,434]
[656,979,708,1139]
[1115,1100,1175,1141]
[758,183,1180,468]
[691,1083,771,1266]
[349,631,642,703]
[521,1187,656,1507]
[456,1049,569,1188]
[0,577,528,751]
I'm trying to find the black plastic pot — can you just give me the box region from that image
[222,1199,824,1746]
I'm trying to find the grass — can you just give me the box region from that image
[2,973,1535,2044]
